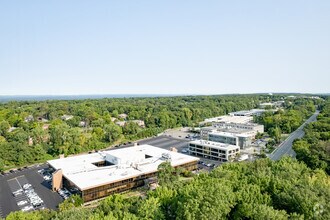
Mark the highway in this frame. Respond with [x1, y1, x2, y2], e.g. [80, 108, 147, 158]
[269, 110, 320, 161]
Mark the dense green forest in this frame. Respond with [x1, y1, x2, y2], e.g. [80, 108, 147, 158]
[293, 97, 330, 174]
[0, 94, 304, 171]
[4, 157, 330, 219]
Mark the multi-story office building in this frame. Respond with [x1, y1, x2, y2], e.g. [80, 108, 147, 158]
[212, 122, 264, 134]
[188, 140, 240, 162]
[199, 110, 265, 149]
[228, 109, 266, 117]
[208, 131, 253, 149]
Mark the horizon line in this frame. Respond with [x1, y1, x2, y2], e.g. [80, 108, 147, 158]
[0, 92, 328, 97]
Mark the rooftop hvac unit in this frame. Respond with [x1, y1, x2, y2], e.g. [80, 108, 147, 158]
[161, 153, 171, 160]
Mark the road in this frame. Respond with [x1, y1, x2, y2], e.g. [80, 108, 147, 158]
[269, 110, 319, 161]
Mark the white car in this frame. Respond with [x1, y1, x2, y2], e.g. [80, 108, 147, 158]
[14, 189, 23, 193]
[22, 206, 34, 212]
[13, 189, 23, 196]
[23, 184, 32, 190]
[37, 169, 44, 174]
[17, 200, 28, 206]
[63, 188, 70, 194]
[44, 175, 51, 181]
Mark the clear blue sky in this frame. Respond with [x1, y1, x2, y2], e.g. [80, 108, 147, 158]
[1, 1, 329, 95]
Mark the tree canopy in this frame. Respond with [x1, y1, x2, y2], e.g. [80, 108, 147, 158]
[293, 97, 330, 174]
[5, 157, 329, 219]
[1, 94, 300, 171]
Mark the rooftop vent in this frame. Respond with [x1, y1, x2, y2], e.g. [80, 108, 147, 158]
[161, 153, 171, 160]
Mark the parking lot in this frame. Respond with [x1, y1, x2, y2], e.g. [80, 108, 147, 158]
[0, 135, 217, 217]
[0, 164, 63, 217]
[8, 175, 46, 212]
[139, 136, 189, 151]
[162, 127, 200, 140]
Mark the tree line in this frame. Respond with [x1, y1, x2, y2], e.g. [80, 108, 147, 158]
[0, 94, 283, 171]
[0, 95, 323, 171]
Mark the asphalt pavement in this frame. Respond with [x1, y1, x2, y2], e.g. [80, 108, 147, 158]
[0, 135, 195, 218]
[269, 111, 319, 161]
[0, 164, 63, 218]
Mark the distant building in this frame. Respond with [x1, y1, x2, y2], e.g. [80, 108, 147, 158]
[200, 127, 216, 140]
[258, 103, 273, 108]
[212, 122, 264, 134]
[79, 121, 86, 127]
[42, 124, 50, 130]
[199, 110, 264, 149]
[8, 127, 18, 132]
[202, 115, 253, 125]
[48, 145, 199, 202]
[259, 101, 284, 109]
[25, 115, 34, 122]
[188, 140, 240, 162]
[228, 109, 266, 117]
[37, 117, 49, 122]
[200, 122, 264, 142]
[61, 115, 74, 121]
[131, 120, 145, 128]
[118, 114, 128, 119]
[28, 136, 33, 146]
[115, 121, 126, 127]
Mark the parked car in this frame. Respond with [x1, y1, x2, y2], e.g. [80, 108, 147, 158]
[23, 183, 32, 190]
[43, 175, 51, 181]
[13, 190, 23, 197]
[22, 206, 34, 212]
[17, 200, 28, 206]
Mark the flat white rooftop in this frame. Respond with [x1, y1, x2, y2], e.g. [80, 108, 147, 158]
[229, 109, 266, 116]
[204, 115, 253, 124]
[189, 140, 240, 151]
[209, 131, 251, 138]
[48, 145, 199, 190]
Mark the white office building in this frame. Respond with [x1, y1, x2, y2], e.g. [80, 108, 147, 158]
[188, 140, 240, 162]
[208, 131, 253, 149]
[48, 145, 199, 202]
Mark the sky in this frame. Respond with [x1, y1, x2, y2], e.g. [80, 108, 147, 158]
[0, 1, 329, 95]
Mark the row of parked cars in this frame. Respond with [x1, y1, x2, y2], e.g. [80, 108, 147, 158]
[58, 188, 71, 199]
[13, 183, 44, 212]
[185, 134, 199, 140]
[23, 183, 44, 209]
[37, 167, 73, 200]
[198, 160, 216, 168]
[38, 168, 53, 181]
